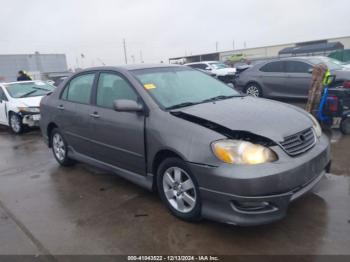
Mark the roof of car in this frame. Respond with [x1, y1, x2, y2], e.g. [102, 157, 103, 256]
[77, 64, 183, 72]
[185, 61, 220, 65]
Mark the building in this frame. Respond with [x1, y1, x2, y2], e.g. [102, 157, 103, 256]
[169, 35, 350, 64]
[0, 52, 69, 82]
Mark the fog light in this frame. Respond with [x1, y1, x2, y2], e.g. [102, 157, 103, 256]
[231, 201, 278, 213]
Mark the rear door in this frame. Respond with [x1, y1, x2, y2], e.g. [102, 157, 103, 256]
[259, 61, 287, 97]
[285, 61, 313, 98]
[56, 72, 96, 157]
[88, 71, 146, 175]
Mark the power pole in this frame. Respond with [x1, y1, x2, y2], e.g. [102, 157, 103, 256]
[140, 50, 143, 63]
[215, 41, 218, 52]
[123, 38, 128, 64]
[232, 40, 235, 50]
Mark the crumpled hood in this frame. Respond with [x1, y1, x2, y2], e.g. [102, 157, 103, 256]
[176, 96, 313, 142]
[13, 96, 43, 107]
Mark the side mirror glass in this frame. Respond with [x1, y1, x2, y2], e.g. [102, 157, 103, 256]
[113, 99, 143, 112]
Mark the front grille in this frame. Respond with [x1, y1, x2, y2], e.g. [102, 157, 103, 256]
[279, 128, 316, 156]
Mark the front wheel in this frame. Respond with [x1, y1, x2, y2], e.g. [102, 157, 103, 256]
[157, 158, 201, 222]
[245, 83, 263, 97]
[340, 117, 350, 135]
[51, 128, 75, 166]
[9, 113, 24, 134]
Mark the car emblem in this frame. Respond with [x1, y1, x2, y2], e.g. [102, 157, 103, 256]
[299, 134, 306, 142]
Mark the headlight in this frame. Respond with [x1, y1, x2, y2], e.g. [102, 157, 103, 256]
[212, 140, 278, 165]
[307, 113, 322, 138]
[18, 107, 40, 113]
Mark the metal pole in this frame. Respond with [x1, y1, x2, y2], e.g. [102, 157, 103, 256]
[216, 42, 218, 52]
[123, 39, 128, 64]
[140, 50, 143, 63]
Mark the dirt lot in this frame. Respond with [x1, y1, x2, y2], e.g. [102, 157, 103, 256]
[0, 107, 349, 257]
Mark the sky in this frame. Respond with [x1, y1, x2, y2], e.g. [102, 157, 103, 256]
[0, 0, 349, 69]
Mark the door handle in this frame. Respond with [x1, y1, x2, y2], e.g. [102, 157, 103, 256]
[57, 105, 64, 110]
[90, 112, 100, 118]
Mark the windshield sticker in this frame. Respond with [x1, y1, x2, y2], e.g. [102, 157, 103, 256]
[144, 83, 156, 90]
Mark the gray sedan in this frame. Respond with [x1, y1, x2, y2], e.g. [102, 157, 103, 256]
[236, 56, 350, 98]
[40, 65, 330, 226]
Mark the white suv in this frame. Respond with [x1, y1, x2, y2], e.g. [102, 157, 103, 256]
[185, 61, 236, 83]
[0, 81, 55, 134]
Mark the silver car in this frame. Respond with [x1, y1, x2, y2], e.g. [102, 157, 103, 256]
[40, 65, 330, 226]
[236, 56, 350, 98]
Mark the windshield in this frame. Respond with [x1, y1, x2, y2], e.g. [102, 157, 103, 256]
[209, 62, 228, 69]
[5, 81, 55, 98]
[308, 57, 344, 70]
[132, 67, 240, 109]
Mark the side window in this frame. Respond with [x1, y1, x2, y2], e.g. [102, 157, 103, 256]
[96, 73, 138, 109]
[0, 87, 7, 101]
[188, 64, 200, 69]
[260, 61, 285, 73]
[285, 61, 312, 73]
[198, 64, 209, 70]
[61, 74, 95, 104]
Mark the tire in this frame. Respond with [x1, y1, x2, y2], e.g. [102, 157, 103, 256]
[340, 117, 350, 135]
[157, 157, 201, 222]
[244, 83, 263, 97]
[9, 112, 24, 134]
[51, 128, 75, 166]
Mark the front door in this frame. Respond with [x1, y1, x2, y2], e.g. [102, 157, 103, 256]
[89, 72, 146, 175]
[285, 61, 313, 98]
[0, 87, 8, 124]
[57, 73, 96, 157]
[259, 61, 288, 97]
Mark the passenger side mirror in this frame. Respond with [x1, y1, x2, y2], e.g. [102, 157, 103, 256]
[308, 68, 313, 74]
[113, 99, 143, 112]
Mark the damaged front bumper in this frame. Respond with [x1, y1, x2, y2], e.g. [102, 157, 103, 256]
[188, 134, 331, 226]
[19, 112, 41, 127]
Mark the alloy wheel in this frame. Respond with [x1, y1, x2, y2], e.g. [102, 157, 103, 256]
[246, 85, 260, 97]
[52, 133, 66, 162]
[162, 167, 197, 213]
[10, 115, 21, 133]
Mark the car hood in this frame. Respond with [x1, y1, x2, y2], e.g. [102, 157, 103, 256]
[175, 97, 312, 142]
[12, 96, 43, 107]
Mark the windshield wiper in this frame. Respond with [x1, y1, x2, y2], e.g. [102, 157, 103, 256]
[19, 90, 38, 98]
[199, 95, 240, 103]
[166, 102, 200, 110]
[33, 87, 51, 91]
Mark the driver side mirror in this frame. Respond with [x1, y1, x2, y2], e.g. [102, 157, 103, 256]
[113, 99, 143, 112]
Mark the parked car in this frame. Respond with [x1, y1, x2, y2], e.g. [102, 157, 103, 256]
[40, 65, 330, 226]
[185, 61, 236, 84]
[0, 81, 55, 134]
[236, 56, 350, 98]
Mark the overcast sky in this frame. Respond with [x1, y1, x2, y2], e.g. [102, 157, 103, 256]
[0, 0, 349, 68]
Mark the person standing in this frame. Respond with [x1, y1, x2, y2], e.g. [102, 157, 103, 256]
[17, 70, 32, 81]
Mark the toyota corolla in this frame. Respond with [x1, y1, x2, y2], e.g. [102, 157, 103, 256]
[40, 65, 331, 226]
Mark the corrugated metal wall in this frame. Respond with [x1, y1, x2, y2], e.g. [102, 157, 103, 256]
[0, 53, 68, 82]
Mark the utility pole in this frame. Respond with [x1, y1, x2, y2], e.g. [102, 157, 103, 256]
[140, 50, 143, 63]
[232, 40, 235, 50]
[244, 41, 247, 49]
[215, 41, 218, 52]
[123, 38, 128, 64]
[131, 55, 135, 64]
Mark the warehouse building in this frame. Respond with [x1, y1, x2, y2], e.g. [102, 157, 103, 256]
[169, 35, 350, 64]
[0, 52, 69, 82]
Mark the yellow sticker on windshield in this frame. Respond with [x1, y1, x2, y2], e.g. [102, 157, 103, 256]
[144, 83, 156, 90]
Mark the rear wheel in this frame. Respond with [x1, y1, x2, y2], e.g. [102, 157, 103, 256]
[245, 83, 262, 97]
[9, 113, 24, 134]
[51, 128, 75, 166]
[157, 158, 201, 222]
[340, 117, 350, 135]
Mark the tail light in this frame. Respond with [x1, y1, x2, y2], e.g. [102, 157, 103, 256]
[326, 95, 339, 112]
[343, 81, 350, 88]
